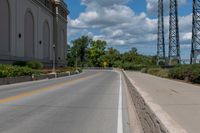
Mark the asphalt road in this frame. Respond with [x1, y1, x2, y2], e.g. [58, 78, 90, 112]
[0, 70, 131, 133]
[126, 71, 200, 133]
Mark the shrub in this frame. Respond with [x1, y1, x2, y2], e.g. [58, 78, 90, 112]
[77, 68, 83, 72]
[121, 62, 147, 71]
[56, 67, 77, 73]
[188, 69, 200, 83]
[141, 68, 148, 73]
[142, 64, 200, 84]
[168, 66, 186, 80]
[168, 64, 200, 83]
[131, 64, 147, 71]
[158, 61, 166, 66]
[168, 65, 194, 80]
[26, 60, 43, 69]
[0, 64, 37, 78]
[147, 68, 169, 78]
[113, 61, 123, 69]
[38, 67, 81, 74]
[121, 62, 132, 70]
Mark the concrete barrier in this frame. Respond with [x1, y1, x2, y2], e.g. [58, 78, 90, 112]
[123, 71, 187, 133]
[0, 76, 32, 85]
[0, 71, 81, 86]
[33, 74, 56, 80]
[57, 72, 70, 78]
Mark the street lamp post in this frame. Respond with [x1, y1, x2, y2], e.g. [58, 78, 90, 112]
[53, 44, 56, 74]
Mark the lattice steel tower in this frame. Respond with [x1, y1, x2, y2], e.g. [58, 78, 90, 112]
[157, 0, 165, 65]
[191, 0, 200, 64]
[168, 0, 180, 65]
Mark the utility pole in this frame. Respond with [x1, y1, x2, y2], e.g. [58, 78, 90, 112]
[52, 44, 56, 73]
[169, 0, 181, 65]
[52, 4, 59, 75]
[191, 0, 200, 64]
[157, 0, 166, 65]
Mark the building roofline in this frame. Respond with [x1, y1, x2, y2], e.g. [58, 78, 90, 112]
[55, 0, 69, 15]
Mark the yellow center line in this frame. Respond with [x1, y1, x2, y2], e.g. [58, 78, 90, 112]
[0, 73, 100, 104]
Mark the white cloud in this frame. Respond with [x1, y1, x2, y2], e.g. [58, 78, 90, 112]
[68, 0, 192, 56]
[81, 0, 130, 7]
[146, 0, 187, 15]
[69, 4, 134, 29]
[182, 32, 192, 40]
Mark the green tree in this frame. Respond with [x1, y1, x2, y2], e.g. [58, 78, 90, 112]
[71, 36, 92, 67]
[100, 47, 120, 67]
[122, 47, 138, 63]
[67, 37, 156, 69]
[88, 40, 107, 67]
[66, 45, 75, 67]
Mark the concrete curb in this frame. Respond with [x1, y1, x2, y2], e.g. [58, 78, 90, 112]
[0, 71, 80, 86]
[121, 71, 144, 133]
[122, 70, 187, 133]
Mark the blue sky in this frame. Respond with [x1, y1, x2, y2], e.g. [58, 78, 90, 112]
[65, 0, 193, 59]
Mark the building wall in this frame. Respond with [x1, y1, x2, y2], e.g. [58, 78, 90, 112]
[15, 0, 54, 60]
[0, 0, 68, 66]
[0, 0, 10, 55]
[56, 16, 67, 65]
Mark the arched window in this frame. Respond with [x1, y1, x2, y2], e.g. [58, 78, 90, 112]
[43, 21, 50, 60]
[24, 10, 34, 58]
[0, 0, 10, 55]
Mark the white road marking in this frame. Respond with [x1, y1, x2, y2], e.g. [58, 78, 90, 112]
[117, 72, 123, 133]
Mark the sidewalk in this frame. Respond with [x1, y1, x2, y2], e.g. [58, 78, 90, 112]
[125, 71, 200, 133]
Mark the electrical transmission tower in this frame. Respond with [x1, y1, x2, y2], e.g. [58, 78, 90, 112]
[191, 0, 200, 64]
[157, 0, 165, 65]
[168, 0, 181, 65]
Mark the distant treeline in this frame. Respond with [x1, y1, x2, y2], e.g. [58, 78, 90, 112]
[67, 36, 157, 69]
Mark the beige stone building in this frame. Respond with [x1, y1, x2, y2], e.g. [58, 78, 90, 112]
[0, 0, 69, 66]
